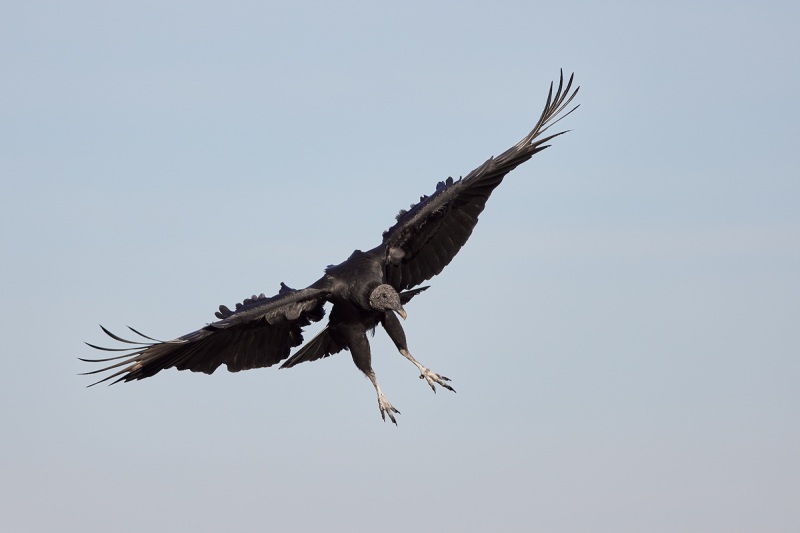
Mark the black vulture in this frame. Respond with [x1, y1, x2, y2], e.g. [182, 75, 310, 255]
[82, 72, 579, 424]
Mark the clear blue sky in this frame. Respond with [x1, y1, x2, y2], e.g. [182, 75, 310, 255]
[1, 1, 798, 532]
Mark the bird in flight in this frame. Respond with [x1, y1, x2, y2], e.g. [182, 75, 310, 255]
[82, 71, 579, 424]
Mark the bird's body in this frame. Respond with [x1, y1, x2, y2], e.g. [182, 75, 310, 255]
[324, 249, 386, 309]
[83, 72, 579, 423]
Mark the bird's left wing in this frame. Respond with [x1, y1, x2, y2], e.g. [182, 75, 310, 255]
[382, 71, 579, 290]
[81, 284, 329, 385]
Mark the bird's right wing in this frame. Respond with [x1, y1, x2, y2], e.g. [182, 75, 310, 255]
[81, 283, 330, 385]
[381, 71, 579, 291]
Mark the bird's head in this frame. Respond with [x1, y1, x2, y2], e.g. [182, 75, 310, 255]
[369, 284, 407, 319]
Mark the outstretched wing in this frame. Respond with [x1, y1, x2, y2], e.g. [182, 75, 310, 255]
[382, 71, 579, 290]
[81, 283, 330, 385]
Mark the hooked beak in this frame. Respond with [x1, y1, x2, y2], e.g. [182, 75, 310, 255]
[396, 307, 407, 320]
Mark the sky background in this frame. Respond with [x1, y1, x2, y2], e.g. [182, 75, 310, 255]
[1, 1, 798, 531]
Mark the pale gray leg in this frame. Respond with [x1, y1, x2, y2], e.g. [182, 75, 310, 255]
[367, 370, 400, 425]
[399, 348, 456, 393]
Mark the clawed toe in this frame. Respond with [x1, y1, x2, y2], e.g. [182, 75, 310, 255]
[377, 393, 400, 425]
[419, 368, 456, 393]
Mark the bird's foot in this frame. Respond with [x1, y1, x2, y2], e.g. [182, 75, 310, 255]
[418, 366, 456, 394]
[377, 391, 400, 425]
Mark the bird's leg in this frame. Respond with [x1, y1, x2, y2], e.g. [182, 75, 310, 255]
[382, 309, 455, 393]
[347, 329, 400, 424]
[367, 370, 400, 425]
[399, 348, 456, 394]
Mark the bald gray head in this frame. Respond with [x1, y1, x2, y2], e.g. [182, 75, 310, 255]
[369, 284, 407, 319]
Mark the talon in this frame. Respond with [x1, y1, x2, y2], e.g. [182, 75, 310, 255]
[384, 407, 399, 425]
[377, 392, 400, 425]
[417, 367, 456, 394]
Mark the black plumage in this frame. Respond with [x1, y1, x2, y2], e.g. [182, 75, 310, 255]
[82, 72, 579, 423]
